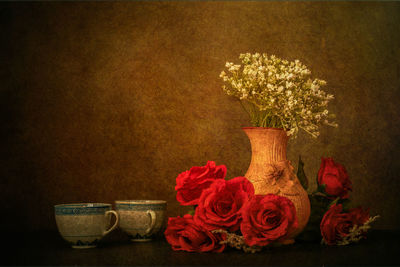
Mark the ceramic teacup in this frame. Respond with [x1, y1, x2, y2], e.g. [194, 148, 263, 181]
[54, 203, 119, 248]
[115, 200, 167, 242]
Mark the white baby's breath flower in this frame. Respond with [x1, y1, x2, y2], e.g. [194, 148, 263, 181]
[220, 53, 337, 138]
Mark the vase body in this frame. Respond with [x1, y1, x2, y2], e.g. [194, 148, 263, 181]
[243, 127, 310, 238]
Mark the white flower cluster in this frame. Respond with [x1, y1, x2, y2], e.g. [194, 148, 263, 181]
[220, 53, 338, 138]
[212, 229, 262, 253]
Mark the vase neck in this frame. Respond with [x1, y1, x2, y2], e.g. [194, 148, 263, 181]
[243, 128, 288, 164]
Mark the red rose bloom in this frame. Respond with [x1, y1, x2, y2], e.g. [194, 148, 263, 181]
[318, 157, 352, 199]
[350, 206, 370, 225]
[320, 203, 370, 245]
[175, 161, 227, 206]
[241, 194, 298, 247]
[194, 177, 254, 232]
[164, 214, 226, 252]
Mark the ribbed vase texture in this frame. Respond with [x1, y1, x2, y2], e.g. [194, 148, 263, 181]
[243, 127, 311, 239]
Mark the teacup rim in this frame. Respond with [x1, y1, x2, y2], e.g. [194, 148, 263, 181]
[54, 203, 112, 208]
[115, 200, 167, 205]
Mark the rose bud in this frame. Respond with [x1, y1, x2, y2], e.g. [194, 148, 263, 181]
[318, 157, 352, 199]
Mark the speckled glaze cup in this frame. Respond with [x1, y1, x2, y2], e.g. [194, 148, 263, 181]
[115, 200, 167, 242]
[54, 203, 119, 248]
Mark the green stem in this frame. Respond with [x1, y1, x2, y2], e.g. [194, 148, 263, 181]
[261, 111, 271, 128]
[279, 116, 285, 129]
[251, 102, 258, 126]
[299, 126, 318, 138]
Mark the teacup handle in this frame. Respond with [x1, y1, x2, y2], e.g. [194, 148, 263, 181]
[145, 210, 156, 235]
[103, 210, 119, 236]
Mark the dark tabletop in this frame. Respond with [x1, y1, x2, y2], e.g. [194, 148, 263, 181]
[2, 229, 400, 266]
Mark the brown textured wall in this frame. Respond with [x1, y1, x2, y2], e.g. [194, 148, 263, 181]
[1, 1, 400, 232]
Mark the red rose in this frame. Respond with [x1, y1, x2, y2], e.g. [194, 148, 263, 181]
[240, 194, 298, 246]
[320, 203, 370, 245]
[164, 214, 226, 252]
[318, 157, 352, 199]
[194, 177, 254, 232]
[175, 161, 227, 206]
[349, 206, 370, 225]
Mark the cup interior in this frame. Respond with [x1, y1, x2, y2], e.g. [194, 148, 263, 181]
[115, 200, 166, 205]
[54, 203, 112, 216]
[55, 203, 112, 208]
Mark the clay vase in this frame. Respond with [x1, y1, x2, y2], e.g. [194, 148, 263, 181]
[243, 127, 311, 241]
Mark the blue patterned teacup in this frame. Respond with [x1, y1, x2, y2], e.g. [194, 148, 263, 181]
[115, 200, 167, 242]
[55, 203, 119, 248]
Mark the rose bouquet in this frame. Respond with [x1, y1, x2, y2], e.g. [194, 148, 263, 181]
[165, 161, 298, 253]
[220, 53, 337, 138]
[165, 159, 379, 252]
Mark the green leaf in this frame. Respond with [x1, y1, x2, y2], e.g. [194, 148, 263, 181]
[328, 197, 341, 208]
[296, 194, 332, 242]
[297, 155, 308, 190]
[341, 199, 351, 211]
[187, 206, 196, 216]
[317, 183, 326, 194]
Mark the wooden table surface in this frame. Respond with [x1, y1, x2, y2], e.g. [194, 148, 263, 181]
[3, 229, 399, 266]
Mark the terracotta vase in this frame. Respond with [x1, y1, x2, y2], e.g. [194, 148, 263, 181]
[243, 127, 311, 240]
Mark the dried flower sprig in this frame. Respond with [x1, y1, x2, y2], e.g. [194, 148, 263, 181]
[321, 215, 380, 246]
[212, 229, 262, 253]
[220, 53, 338, 138]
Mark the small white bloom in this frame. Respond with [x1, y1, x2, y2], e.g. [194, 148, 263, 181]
[286, 81, 293, 88]
[225, 62, 233, 68]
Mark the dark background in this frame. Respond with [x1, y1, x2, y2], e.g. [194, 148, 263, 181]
[1, 1, 399, 233]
